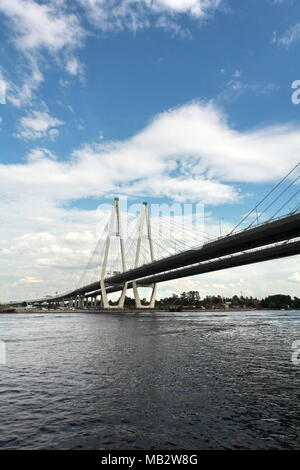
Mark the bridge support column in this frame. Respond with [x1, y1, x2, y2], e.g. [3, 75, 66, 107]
[133, 202, 157, 309]
[99, 198, 128, 309]
[79, 295, 84, 308]
[133, 282, 157, 309]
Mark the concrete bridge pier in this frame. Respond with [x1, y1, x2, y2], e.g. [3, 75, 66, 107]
[132, 202, 157, 309]
[133, 282, 157, 309]
[99, 197, 128, 309]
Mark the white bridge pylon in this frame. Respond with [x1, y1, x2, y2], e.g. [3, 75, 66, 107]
[100, 197, 128, 309]
[100, 198, 157, 309]
[132, 201, 157, 309]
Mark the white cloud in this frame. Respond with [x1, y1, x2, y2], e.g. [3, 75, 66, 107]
[19, 276, 44, 284]
[273, 22, 300, 47]
[288, 272, 300, 283]
[0, 0, 222, 107]
[0, 0, 224, 109]
[17, 232, 56, 243]
[78, 0, 222, 32]
[0, 0, 83, 52]
[65, 55, 85, 83]
[26, 148, 56, 162]
[7, 59, 44, 107]
[217, 77, 280, 103]
[66, 56, 80, 75]
[16, 110, 64, 140]
[0, 0, 85, 106]
[232, 69, 241, 78]
[1, 100, 300, 203]
[0, 205, 102, 300]
[0, 78, 6, 104]
[64, 231, 95, 243]
[211, 283, 226, 289]
[153, 0, 221, 15]
[155, 15, 192, 38]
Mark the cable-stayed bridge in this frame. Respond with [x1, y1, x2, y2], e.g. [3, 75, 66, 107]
[11, 163, 300, 309]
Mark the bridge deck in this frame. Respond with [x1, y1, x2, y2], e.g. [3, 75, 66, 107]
[62, 212, 300, 300]
[19, 212, 299, 304]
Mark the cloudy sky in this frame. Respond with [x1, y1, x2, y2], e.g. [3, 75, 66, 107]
[0, 0, 299, 302]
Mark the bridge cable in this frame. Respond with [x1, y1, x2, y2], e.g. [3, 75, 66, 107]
[265, 188, 300, 223]
[228, 161, 300, 235]
[243, 173, 300, 231]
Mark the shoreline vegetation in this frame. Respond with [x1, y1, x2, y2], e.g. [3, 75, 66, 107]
[1, 307, 300, 315]
[1, 292, 300, 314]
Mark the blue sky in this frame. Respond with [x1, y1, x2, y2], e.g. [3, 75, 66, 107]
[0, 0, 300, 300]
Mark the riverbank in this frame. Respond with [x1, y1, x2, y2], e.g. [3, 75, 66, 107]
[4, 307, 298, 315]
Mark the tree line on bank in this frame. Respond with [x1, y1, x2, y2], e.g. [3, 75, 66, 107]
[4, 292, 299, 310]
[125, 291, 300, 310]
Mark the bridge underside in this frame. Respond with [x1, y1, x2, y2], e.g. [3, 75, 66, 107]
[84, 238, 300, 299]
[57, 212, 300, 301]
[16, 237, 300, 309]
[12, 209, 300, 309]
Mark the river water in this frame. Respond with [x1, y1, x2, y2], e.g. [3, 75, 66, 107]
[0, 310, 299, 450]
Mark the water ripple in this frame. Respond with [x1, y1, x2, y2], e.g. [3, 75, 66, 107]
[0, 310, 299, 449]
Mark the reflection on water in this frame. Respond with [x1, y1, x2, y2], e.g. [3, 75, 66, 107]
[0, 310, 299, 449]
